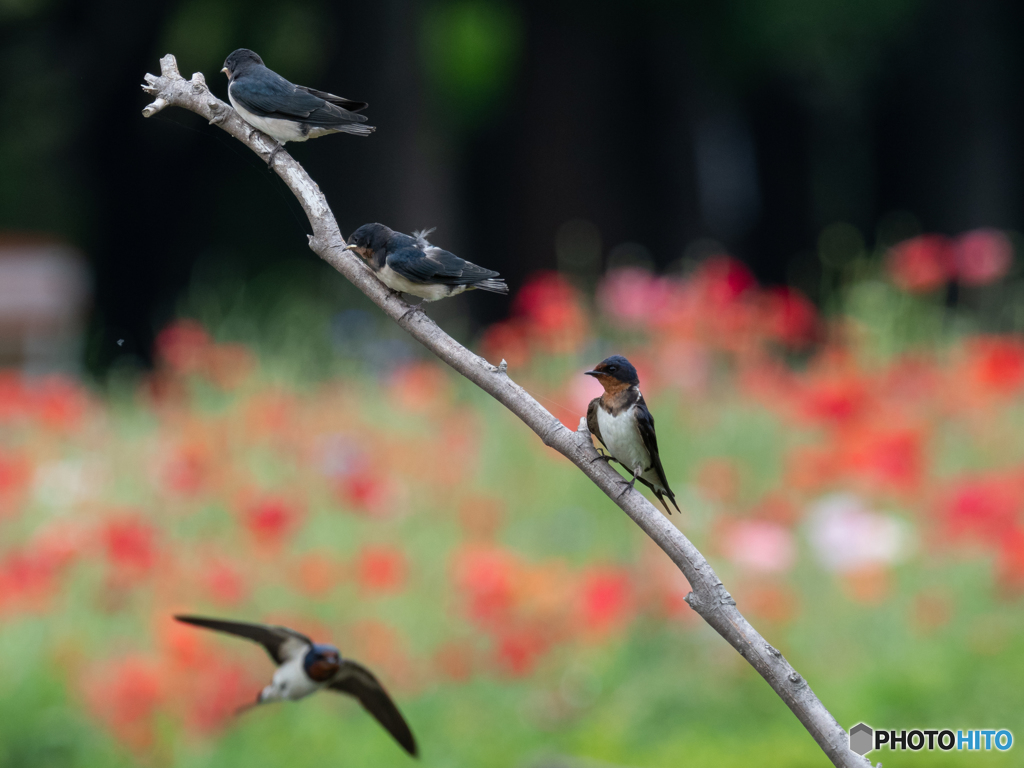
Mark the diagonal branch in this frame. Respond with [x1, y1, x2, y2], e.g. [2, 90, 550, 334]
[142, 54, 873, 767]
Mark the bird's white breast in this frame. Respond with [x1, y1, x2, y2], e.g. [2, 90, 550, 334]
[377, 264, 468, 301]
[261, 655, 322, 702]
[596, 404, 650, 474]
[229, 92, 311, 144]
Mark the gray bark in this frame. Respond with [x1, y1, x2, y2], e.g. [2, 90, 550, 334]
[142, 55, 875, 767]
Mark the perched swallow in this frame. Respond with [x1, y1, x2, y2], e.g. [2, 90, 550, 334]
[345, 223, 508, 302]
[221, 48, 374, 164]
[585, 355, 680, 515]
[174, 615, 417, 757]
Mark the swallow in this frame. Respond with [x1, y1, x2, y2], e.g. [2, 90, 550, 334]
[585, 355, 680, 515]
[345, 223, 508, 303]
[174, 615, 417, 757]
[221, 48, 374, 165]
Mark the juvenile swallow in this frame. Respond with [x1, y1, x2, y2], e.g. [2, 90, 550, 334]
[585, 355, 680, 515]
[174, 615, 417, 757]
[221, 48, 374, 164]
[345, 223, 508, 302]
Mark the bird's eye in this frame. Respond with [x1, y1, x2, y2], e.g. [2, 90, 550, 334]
[607, 365, 618, 372]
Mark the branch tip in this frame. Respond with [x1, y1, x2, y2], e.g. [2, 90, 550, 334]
[497, 359, 508, 374]
[159, 54, 180, 79]
[141, 98, 167, 118]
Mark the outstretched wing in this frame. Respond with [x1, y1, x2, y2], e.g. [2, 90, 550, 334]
[386, 246, 500, 287]
[586, 398, 605, 449]
[329, 660, 418, 757]
[634, 395, 680, 513]
[174, 615, 312, 665]
[231, 73, 368, 126]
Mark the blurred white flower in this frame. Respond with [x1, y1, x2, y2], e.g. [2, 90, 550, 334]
[805, 492, 912, 572]
[33, 459, 100, 511]
[723, 520, 796, 573]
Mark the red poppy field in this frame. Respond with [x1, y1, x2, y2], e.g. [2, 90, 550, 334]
[1, 234, 1023, 767]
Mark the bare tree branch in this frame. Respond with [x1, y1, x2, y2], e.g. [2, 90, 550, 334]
[142, 54, 874, 767]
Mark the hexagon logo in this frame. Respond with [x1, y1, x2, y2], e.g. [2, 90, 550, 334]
[849, 723, 874, 755]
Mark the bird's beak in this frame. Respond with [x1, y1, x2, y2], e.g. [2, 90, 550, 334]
[343, 244, 357, 251]
[584, 370, 601, 377]
[221, 67, 230, 78]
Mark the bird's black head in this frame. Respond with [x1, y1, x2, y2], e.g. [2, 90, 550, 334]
[584, 355, 639, 391]
[345, 223, 393, 263]
[303, 643, 342, 682]
[222, 48, 264, 80]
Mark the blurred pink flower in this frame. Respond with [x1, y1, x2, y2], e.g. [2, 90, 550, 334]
[887, 234, 953, 292]
[722, 520, 796, 574]
[805, 493, 911, 573]
[953, 229, 1012, 286]
[596, 268, 673, 324]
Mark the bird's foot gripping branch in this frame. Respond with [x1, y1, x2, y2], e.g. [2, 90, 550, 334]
[143, 53, 875, 768]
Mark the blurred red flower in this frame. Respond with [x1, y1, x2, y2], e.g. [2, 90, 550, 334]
[204, 342, 255, 390]
[887, 234, 953, 292]
[953, 229, 1013, 286]
[202, 558, 249, 605]
[579, 567, 633, 635]
[512, 272, 587, 353]
[963, 336, 1024, 397]
[155, 319, 211, 374]
[355, 545, 407, 594]
[293, 551, 342, 597]
[0, 450, 30, 517]
[843, 425, 925, 495]
[997, 527, 1024, 593]
[760, 287, 819, 349]
[103, 517, 157, 576]
[186, 661, 255, 732]
[0, 549, 58, 614]
[479, 319, 530, 368]
[433, 640, 476, 682]
[943, 475, 1020, 544]
[243, 497, 302, 547]
[452, 545, 517, 627]
[697, 255, 757, 305]
[389, 362, 450, 412]
[81, 655, 163, 751]
[493, 625, 548, 677]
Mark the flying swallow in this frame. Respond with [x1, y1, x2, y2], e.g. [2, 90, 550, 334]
[221, 48, 374, 164]
[585, 355, 680, 515]
[345, 223, 508, 302]
[174, 615, 417, 757]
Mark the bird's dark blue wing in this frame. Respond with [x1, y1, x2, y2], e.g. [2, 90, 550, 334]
[329, 661, 418, 756]
[296, 85, 367, 112]
[231, 72, 367, 126]
[386, 246, 500, 286]
[174, 615, 312, 665]
[634, 395, 680, 513]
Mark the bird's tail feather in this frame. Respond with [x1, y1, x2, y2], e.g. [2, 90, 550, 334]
[335, 123, 376, 137]
[474, 279, 509, 295]
[654, 489, 680, 515]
